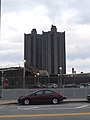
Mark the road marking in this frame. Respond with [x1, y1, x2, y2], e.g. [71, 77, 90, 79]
[0, 112, 90, 118]
[76, 105, 88, 109]
[17, 105, 76, 110]
[17, 104, 89, 111]
[17, 106, 40, 110]
[17, 106, 74, 110]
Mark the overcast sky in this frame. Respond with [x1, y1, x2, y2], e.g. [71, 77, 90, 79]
[1, 0, 90, 73]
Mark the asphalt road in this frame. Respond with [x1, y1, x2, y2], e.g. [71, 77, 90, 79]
[0, 101, 90, 120]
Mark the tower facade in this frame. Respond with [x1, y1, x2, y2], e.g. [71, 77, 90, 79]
[24, 25, 66, 75]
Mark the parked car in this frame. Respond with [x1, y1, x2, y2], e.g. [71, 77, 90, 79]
[18, 89, 67, 105]
[87, 94, 90, 102]
[79, 85, 85, 88]
[30, 84, 47, 88]
[30, 84, 43, 88]
[47, 83, 58, 88]
[63, 84, 79, 88]
[80, 83, 90, 88]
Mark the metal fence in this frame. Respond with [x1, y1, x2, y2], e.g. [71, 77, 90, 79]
[0, 76, 59, 89]
[0, 75, 90, 89]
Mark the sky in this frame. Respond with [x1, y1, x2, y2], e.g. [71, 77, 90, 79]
[1, 0, 90, 74]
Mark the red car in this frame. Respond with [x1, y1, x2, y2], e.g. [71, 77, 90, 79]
[18, 89, 66, 105]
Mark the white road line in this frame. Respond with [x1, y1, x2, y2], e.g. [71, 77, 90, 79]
[33, 107, 75, 110]
[76, 105, 88, 109]
[17, 106, 76, 111]
[17, 106, 40, 110]
[17, 104, 89, 111]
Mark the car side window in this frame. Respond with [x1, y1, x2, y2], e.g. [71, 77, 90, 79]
[35, 91, 43, 95]
[45, 90, 53, 94]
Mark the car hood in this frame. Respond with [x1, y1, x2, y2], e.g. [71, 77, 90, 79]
[18, 96, 25, 99]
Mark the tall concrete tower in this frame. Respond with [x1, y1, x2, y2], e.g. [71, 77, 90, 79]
[24, 25, 66, 75]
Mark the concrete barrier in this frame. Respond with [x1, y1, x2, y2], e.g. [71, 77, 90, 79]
[0, 88, 90, 100]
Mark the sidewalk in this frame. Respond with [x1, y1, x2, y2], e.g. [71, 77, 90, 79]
[0, 98, 87, 105]
[0, 100, 17, 105]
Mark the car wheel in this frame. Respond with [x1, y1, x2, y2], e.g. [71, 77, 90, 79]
[24, 99, 30, 105]
[52, 98, 59, 104]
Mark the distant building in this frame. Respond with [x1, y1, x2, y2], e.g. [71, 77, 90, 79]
[24, 25, 66, 75]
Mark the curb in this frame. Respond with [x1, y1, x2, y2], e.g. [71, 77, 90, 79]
[0, 100, 17, 105]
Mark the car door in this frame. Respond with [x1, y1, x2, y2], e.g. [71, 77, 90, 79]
[33, 90, 54, 103]
[44, 90, 55, 102]
[30, 90, 46, 103]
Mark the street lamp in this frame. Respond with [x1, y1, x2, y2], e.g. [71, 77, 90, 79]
[23, 60, 26, 88]
[34, 75, 36, 84]
[48, 75, 50, 83]
[58, 74, 60, 88]
[59, 67, 62, 88]
[37, 73, 40, 85]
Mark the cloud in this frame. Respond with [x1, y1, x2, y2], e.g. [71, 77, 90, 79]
[66, 24, 90, 60]
[1, 0, 38, 13]
[2, 0, 90, 25]
[67, 0, 90, 24]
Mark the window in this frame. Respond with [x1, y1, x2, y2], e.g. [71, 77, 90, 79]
[35, 90, 43, 95]
[45, 90, 53, 94]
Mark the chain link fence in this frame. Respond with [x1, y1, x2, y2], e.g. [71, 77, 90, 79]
[0, 75, 90, 89]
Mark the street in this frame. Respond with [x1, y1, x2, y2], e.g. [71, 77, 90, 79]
[0, 101, 90, 120]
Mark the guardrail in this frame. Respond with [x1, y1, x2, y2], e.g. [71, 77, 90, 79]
[0, 88, 90, 100]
